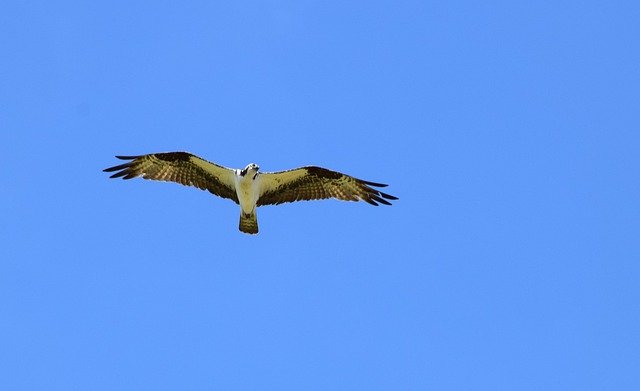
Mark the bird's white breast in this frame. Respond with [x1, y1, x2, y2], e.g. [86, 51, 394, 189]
[235, 172, 260, 213]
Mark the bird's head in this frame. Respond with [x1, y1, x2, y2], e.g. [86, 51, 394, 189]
[240, 163, 260, 177]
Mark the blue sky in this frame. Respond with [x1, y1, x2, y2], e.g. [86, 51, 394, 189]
[2, 1, 639, 389]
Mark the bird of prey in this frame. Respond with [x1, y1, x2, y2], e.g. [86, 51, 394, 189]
[103, 152, 397, 234]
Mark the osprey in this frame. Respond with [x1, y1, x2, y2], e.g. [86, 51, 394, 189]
[103, 152, 398, 234]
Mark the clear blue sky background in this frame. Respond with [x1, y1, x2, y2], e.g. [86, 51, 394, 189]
[1, 1, 639, 389]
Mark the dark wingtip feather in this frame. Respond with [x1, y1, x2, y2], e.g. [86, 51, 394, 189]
[104, 156, 137, 178]
[370, 194, 392, 205]
[363, 198, 380, 206]
[108, 170, 129, 179]
[361, 179, 388, 188]
[380, 192, 398, 201]
[103, 162, 132, 172]
[122, 172, 138, 180]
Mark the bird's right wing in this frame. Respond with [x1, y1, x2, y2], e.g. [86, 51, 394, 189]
[103, 152, 239, 204]
[257, 166, 397, 206]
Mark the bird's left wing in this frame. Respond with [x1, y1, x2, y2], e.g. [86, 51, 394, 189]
[103, 152, 239, 204]
[257, 166, 397, 206]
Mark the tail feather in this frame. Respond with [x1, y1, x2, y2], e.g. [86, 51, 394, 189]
[239, 211, 258, 234]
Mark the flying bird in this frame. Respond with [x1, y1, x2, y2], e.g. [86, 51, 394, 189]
[103, 152, 398, 234]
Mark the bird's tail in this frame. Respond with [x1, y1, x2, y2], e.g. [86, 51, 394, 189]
[239, 211, 258, 234]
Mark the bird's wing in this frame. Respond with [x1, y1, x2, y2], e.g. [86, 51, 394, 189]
[257, 166, 398, 206]
[103, 152, 239, 204]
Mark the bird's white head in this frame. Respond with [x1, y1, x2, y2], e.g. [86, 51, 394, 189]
[240, 163, 260, 177]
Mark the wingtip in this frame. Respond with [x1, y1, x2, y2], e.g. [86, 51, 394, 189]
[361, 180, 388, 188]
[107, 170, 130, 179]
[381, 192, 398, 201]
[363, 197, 380, 206]
[103, 162, 132, 173]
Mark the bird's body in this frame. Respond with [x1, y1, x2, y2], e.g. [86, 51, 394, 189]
[104, 152, 397, 234]
[234, 164, 261, 233]
[235, 164, 260, 214]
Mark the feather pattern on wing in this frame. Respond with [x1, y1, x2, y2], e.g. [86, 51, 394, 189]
[103, 152, 239, 204]
[257, 166, 398, 206]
